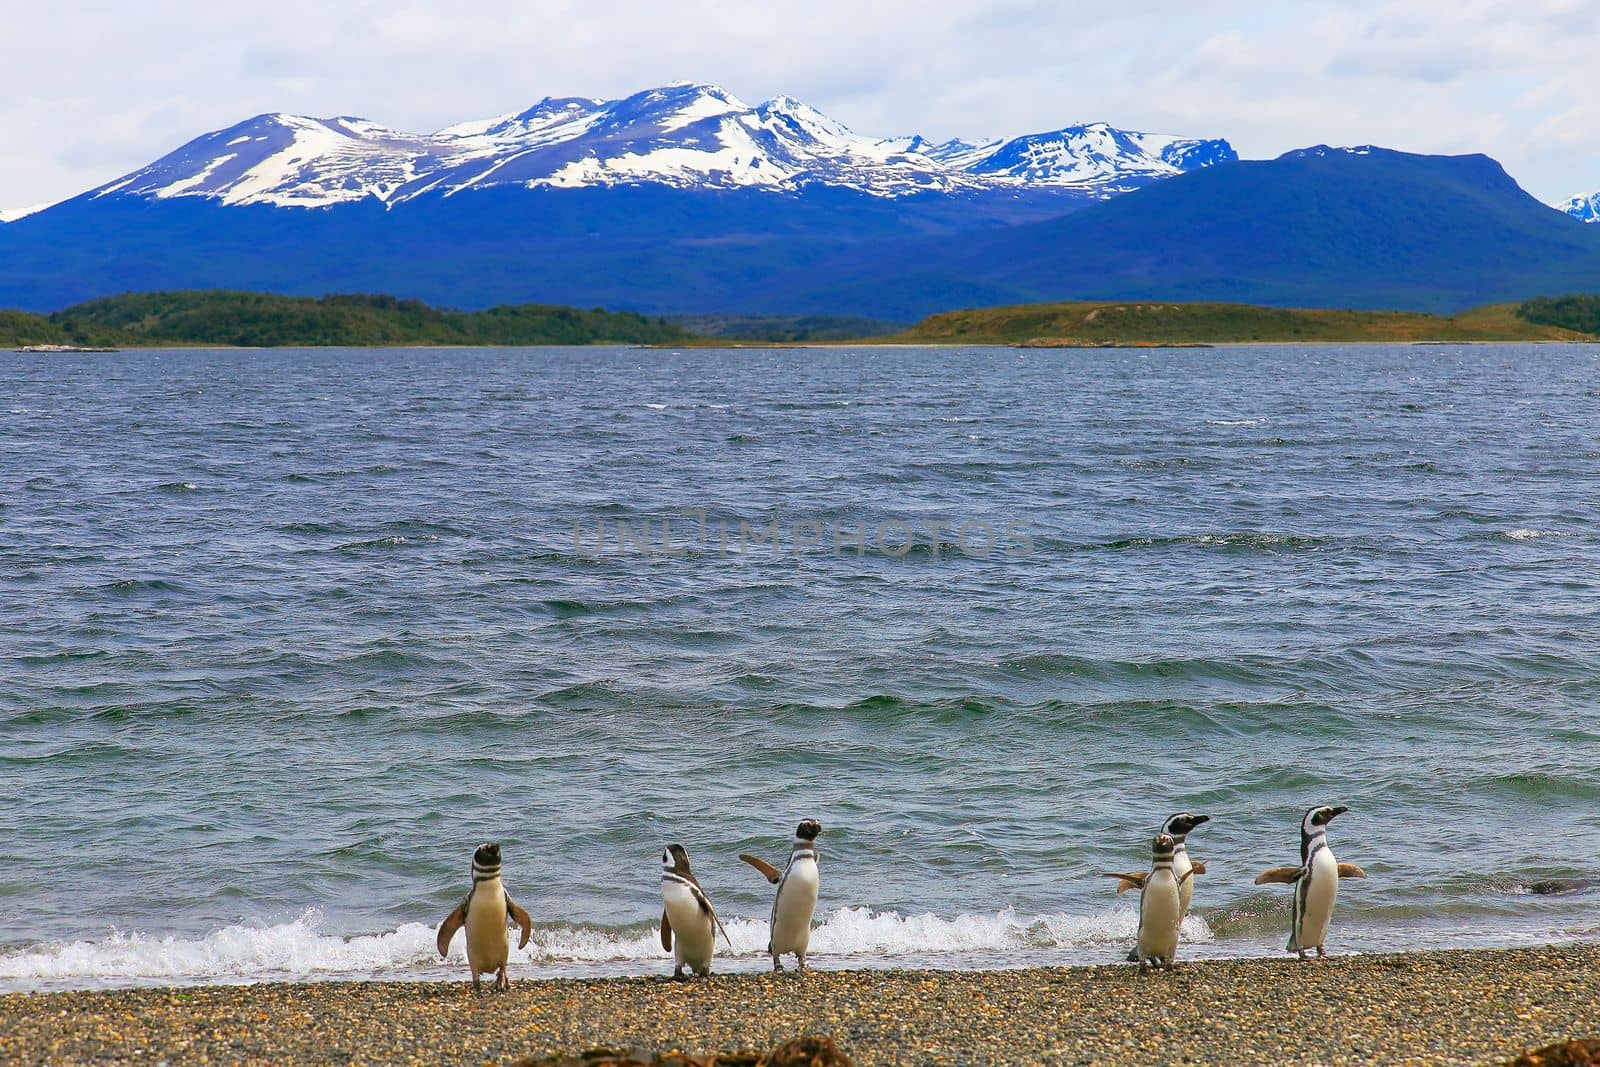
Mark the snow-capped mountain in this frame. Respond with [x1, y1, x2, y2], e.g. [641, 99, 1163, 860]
[961, 124, 1233, 186]
[86, 83, 1234, 208]
[1561, 191, 1599, 223]
[92, 114, 443, 208]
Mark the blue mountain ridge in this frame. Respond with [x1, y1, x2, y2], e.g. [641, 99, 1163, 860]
[2, 145, 1597, 317]
[0, 184, 1088, 312]
[766, 147, 1600, 318]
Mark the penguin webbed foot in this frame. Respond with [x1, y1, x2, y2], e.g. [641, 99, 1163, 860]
[672, 965, 687, 981]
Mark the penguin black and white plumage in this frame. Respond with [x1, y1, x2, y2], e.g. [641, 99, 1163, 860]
[1135, 833, 1186, 973]
[1101, 811, 1210, 963]
[659, 843, 732, 980]
[738, 818, 822, 973]
[1163, 812, 1210, 919]
[1256, 805, 1368, 960]
[435, 842, 534, 992]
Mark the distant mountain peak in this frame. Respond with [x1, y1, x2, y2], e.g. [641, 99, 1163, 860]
[964, 124, 1236, 191]
[77, 84, 1235, 209]
[661, 79, 736, 94]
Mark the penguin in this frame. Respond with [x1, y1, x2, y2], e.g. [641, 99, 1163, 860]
[1134, 832, 1186, 973]
[1164, 812, 1210, 919]
[1100, 811, 1210, 962]
[1255, 804, 1368, 960]
[659, 843, 732, 979]
[738, 818, 822, 973]
[435, 842, 533, 992]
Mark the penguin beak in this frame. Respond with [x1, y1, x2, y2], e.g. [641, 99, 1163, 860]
[1328, 806, 1349, 820]
[1191, 814, 1211, 826]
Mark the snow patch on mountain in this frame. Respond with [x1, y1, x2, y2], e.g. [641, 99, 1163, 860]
[964, 123, 1234, 191]
[83, 83, 1236, 208]
[1560, 191, 1599, 223]
[1281, 145, 1379, 160]
[0, 201, 53, 223]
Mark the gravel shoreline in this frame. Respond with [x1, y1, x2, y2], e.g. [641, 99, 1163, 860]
[4, 942, 1597, 1065]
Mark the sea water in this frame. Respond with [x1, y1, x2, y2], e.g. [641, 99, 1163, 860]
[1, 343, 1597, 990]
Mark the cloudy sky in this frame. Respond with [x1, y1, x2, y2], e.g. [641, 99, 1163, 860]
[3, 0, 1596, 211]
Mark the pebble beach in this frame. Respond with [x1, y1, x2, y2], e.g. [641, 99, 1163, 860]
[4, 942, 1597, 1066]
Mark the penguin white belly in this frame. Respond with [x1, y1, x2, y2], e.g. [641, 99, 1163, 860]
[1138, 870, 1182, 963]
[1173, 850, 1194, 920]
[1292, 849, 1340, 951]
[769, 859, 819, 955]
[464, 881, 510, 974]
[662, 879, 715, 973]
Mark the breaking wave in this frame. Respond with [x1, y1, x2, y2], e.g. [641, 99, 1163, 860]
[0, 906, 1212, 990]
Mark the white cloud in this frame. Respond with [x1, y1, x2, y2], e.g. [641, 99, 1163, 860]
[0, 0, 1596, 210]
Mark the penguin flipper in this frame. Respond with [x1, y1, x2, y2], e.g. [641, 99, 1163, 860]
[1337, 863, 1368, 879]
[1099, 871, 1146, 893]
[1255, 866, 1303, 885]
[436, 898, 467, 958]
[506, 894, 533, 949]
[705, 900, 735, 951]
[1189, 861, 1207, 876]
[660, 909, 673, 951]
[738, 853, 783, 885]
[691, 886, 735, 950]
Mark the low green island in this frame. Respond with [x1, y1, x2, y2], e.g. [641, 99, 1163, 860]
[3, 290, 1599, 349]
[888, 296, 1600, 346]
[0, 291, 692, 349]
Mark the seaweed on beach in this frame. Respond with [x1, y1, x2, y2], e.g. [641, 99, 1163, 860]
[510, 1035, 852, 1066]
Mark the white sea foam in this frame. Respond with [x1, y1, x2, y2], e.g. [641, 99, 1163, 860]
[0, 906, 1212, 989]
[0, 910, 437, 985]
[1502, 528, 1565, 540]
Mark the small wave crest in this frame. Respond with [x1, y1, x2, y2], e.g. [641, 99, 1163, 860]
[333, 535, 437, 551]
[1089, 532, 1329, 553]
[1484, 876, 1599, 897]
[1500, 529, 1568, 541]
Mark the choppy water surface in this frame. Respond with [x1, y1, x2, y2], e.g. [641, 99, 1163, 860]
[1, 343, 1598, 990]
